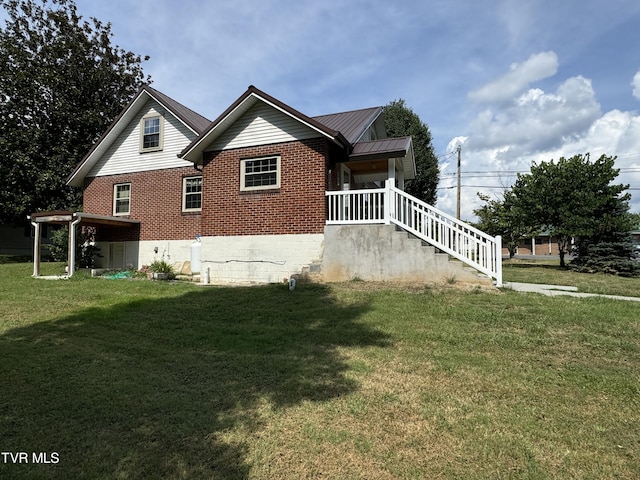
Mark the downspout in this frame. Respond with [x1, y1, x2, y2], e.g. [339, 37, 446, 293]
[68, 213, 83, 277]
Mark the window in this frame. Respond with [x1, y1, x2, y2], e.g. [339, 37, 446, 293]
[140, 115, 163, 152]
[113, 183, 131, 215]
[183, 176, 202, 212]
[240, 156, 280, 191]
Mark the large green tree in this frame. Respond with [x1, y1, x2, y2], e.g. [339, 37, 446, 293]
[473, 190, 535, 258]
[0, 0, 149, 226]
[383, 99, 439, 205]
[511, 153, 631, 268]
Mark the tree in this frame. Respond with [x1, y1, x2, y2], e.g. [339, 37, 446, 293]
[473, 190, 535, 258]
[383, 99, 439, 205]
[511, 153, 631, 268]
[0, 0, 150, 226]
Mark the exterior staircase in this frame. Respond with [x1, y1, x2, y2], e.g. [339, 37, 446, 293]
[324, 180, 502, 286]
[303, 224, 493, 286]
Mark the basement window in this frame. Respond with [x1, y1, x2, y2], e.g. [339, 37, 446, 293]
[240, 156, 280, 191]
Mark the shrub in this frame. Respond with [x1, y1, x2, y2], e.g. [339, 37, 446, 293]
[570, 240, 640, 277]
[148, 260, 175, 279]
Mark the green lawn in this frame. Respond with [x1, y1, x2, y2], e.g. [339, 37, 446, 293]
[1, 262, 639, 479]
[503, 258, 640, 297]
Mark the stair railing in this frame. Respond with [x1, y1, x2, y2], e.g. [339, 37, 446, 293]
[325, 181, 503, 285]
[387, 181, 502, 286]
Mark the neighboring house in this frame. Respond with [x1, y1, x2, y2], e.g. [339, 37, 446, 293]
[509, 233, 565, 256]
[30, 85, 503, 285]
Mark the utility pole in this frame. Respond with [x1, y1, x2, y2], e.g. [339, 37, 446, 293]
[456, 144, 461, 220]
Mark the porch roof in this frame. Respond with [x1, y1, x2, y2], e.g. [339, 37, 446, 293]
[29, 211, 140, 228]
[347, 137, 416, 180]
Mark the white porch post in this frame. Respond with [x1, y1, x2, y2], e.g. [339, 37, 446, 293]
[495, 235, 503, 287]
[68, 215, 82, 277]
[532, 236, 536, 255]
[31, 220, 41, 277]
[387, 157, 396, 185]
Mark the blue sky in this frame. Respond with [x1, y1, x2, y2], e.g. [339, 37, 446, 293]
[15, 0, 640, 217]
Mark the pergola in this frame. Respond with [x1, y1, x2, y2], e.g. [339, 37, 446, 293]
[28, 211, 140, 278]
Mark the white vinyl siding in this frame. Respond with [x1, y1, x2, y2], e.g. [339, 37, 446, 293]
[140, 115, 163, 152]
[209, 103, 319, 151]
[88, 99, 196, 177]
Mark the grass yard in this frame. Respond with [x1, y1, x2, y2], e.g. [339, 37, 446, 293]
[1, 262, 639, 479]
[503, 257, 640, 297]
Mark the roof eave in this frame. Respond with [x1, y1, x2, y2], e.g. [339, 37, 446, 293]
[67, 85, 208, 188]
[180, 86, 352, 164]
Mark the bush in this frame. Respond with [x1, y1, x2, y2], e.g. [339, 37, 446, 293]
[47, 226, 102, 268]
[570, 240, 640, 277]
[148, 259, 175, 280]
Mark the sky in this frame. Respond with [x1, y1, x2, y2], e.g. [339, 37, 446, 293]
[9, 0, 640, 218]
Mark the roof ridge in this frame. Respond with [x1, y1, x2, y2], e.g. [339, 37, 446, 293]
[312, 105, 382, 118]
[142, 84, 211, 133]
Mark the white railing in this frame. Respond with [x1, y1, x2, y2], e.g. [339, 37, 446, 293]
[326, 180, 502, 285]
[326, 188, 386, 224]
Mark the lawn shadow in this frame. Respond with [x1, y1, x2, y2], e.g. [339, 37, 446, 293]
[505, 262, 565, 270]
[0, 283, 388, 479]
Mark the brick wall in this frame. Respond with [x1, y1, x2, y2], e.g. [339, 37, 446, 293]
[82, 137, 332, 241]
[82, 166, 201, 241]
[201, 138, 330, 236]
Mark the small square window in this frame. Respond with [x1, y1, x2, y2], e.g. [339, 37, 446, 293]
[183, 176, 202, 212]
[240, 156, 280, 191]
[140, 115, 163, 152]
[114, 183, 131, 215]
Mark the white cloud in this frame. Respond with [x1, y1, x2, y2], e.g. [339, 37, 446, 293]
[633, 70, 640, 100]
[466, 76, 601, 156]
[442, 64, 640, 219]
[468, 51, 559, 104]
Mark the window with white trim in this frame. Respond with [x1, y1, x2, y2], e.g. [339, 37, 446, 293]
[140, 115, 163, 152]
[240, 155, 281, 191]
[113, 183, 131, 215]
[182, 176, 202, 212]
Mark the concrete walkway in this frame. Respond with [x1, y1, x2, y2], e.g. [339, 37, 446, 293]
[503, 282, 640, 302]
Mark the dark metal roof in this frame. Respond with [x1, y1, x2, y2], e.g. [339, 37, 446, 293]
[350, 136, 412, 160]
[144, 85, 211, 134]
[313, 106, 382, 144]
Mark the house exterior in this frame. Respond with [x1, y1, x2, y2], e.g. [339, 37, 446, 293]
[30, 85, 503, 285]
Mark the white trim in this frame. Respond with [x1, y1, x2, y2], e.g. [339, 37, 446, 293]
[139, 114, 164, 153]
[68, 89, 202, 188]
[240, 155, 281, 192]
[113, 183, 131, 216]
[182, 175, 203, 212]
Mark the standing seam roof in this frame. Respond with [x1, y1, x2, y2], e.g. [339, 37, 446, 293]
[312, 106, 382, 144]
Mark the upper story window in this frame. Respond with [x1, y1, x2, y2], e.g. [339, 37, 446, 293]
[140, 115, 163, 152]
[183, 176, 202, 212]
[113, 183, 131, 216]
[240, 155, 281, 192]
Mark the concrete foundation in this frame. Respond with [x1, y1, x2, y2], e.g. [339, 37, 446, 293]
[320, 224, 488, 284]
